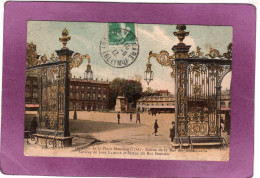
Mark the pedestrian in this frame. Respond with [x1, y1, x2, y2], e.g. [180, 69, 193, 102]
[169, 121, 175, 142]
[153, 119, 159, 136]
[136, 112, 141, 124]
[220, 117, 225, 132]
[30, 117, 38, 135]
[117, 112, 120, 124]
[130, 113, 132, 122]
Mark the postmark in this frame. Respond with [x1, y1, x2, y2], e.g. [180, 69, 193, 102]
[99, 28, 139, 68]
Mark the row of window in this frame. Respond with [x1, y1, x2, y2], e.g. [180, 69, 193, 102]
[69, 102, 107, 110]
[70, 92, 107, 101]
[70, 85, 107, 93]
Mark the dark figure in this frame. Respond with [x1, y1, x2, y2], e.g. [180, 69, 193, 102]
[225, 112, 231, 135]
[30, 117, 38, 134]
[220, 117, 225, 132]
[153, 119, 159, 136]
[117, 112, 120, 124]
[169, 121, 175, 142]
[136, 112, 141, 124]
[130, 113, 132, 122]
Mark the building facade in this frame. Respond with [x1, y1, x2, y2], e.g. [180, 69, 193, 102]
[69, 78, 110, 111]
[136, 90, 175, 113]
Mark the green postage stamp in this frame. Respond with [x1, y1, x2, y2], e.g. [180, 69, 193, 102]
[108, 23, 137, 46]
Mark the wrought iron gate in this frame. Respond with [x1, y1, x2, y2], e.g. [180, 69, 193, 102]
[26, 61, 67, 135]
[175, 60, 231, 139]
[144, 25, 232, 144]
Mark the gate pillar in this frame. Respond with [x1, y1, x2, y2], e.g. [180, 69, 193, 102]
[55, 48, 74, 136]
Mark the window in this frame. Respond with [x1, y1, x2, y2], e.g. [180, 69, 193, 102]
[98, 94, 101, 100]
[221, 102, 226, 107]
[93, 93, 96, 100]
[103, 95, 106, 101]
[87, 93, 90, 100]
[82, 93, 85, 99]
[228, 102, 231, 108]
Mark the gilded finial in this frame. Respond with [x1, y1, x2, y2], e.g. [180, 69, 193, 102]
[59, 28, 71, 49]
[173, 25, 189, 44]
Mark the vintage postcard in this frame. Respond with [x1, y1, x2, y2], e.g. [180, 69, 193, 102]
[24, 21, 232, 161]
[2, 2, 255, 177]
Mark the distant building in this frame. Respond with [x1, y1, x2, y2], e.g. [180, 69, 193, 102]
[136, 90, 175, 113]
[69, 77, 110, 111]
[220, 89, 231, 111]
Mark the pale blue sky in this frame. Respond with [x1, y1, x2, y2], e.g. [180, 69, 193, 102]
[27, 21, 232, 94]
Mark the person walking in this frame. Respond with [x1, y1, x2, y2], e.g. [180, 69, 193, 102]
[117, 112, 120, 124]
[153, 119, 159, 136]
[130, 113, 132, 122]
[136, 112, 141, 124]
[169, 121, 175, 142]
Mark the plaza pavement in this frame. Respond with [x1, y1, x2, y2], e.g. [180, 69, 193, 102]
[24, 111, 230, 161]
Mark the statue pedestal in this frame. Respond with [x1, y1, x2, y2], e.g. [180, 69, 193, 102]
[115, 96, 126, 112]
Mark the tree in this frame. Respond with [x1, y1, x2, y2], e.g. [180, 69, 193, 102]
[108, 78, 143, 109]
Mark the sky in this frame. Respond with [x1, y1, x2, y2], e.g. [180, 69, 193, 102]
[27, 21, 232, 94]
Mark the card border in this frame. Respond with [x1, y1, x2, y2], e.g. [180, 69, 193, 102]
[1, 2, 255, 177]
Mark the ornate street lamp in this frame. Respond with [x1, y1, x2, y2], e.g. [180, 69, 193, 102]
[144, 63, 153, 85]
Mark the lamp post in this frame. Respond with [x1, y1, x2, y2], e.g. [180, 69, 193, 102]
[144, 63, 153, 85]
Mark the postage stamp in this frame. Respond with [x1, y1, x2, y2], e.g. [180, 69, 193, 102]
[24, 21, 232, 161]
[100, 23, 139, 68]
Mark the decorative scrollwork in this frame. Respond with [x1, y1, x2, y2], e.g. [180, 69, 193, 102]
[187, 121, 208, 136]
[223, 43, 232, 60]
[26, 42, 39, 67]
[148, 50, 174, 66]
[193, 83, 202, 98]
[69, 53, 90, 69]
[188, 46, 205, 58]
[206, 48, 223, 58]
[210, 124, 217, 134]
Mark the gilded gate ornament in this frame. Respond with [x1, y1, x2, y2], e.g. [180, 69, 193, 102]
[59, 28, 71, 49]
[26, 42, 39, 67]
[223, 43, 232, 60]
[174, 25, 189, 43]
[193, 83, 202, 98]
